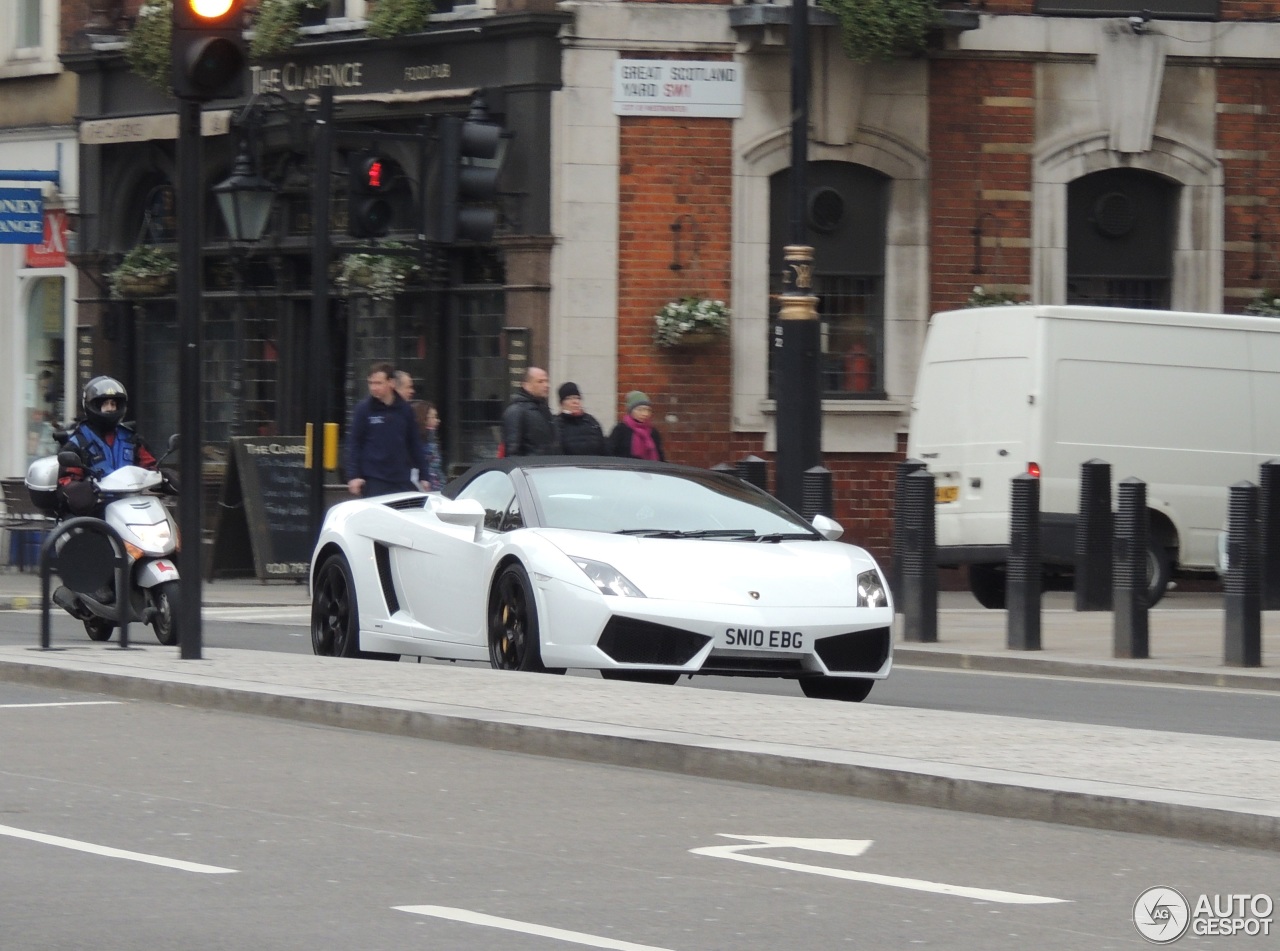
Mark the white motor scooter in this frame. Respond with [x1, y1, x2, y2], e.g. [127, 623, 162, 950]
[30, 444, 181, 645]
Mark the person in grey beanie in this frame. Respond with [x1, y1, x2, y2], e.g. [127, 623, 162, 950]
[608, 390, 665, 461]
[554, 381, 607, 455]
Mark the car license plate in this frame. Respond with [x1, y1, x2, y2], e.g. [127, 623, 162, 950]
[935, 485, 959, 504]
[720, 627, 805, 651]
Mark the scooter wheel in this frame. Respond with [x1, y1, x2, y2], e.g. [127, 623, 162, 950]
[84, 616, 115, 642]
[151, 580, 179, 646]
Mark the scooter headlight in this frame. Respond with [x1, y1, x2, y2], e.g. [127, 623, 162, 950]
[128, 521, 174, 554]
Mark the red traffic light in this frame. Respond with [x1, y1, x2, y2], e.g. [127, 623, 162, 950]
[365, 158, 385, 191]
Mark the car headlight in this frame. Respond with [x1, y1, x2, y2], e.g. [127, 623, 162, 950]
[572, 557, 646, 598]
[856, 569, 888, 608]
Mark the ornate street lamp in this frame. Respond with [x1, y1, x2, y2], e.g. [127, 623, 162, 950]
[213, 138, 277, 243]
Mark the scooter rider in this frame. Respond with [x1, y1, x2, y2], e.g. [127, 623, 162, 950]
[57, 376, 158, 517]
[52, 377, 160, 616]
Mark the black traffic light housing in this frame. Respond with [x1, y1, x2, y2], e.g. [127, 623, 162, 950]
[436, 104, 504, 244]
[171, 0, 246, 102]
[347, 151, 401, 238]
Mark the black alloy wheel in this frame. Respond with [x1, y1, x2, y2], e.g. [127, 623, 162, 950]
[312, 553, 363, 658]
[488, 564, 551, 673]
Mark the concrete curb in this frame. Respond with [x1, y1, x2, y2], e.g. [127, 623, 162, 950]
[895, 648, 1280, 691]
[3, 657, 1276, 851]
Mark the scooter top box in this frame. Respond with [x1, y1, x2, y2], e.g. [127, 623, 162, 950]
[25, 455, 59, 513]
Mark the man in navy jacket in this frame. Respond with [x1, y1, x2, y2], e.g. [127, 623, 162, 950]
[344, 361, 430, 497]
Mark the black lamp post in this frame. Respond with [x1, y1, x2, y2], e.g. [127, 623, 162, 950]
[775, 0, 822, 513]
[213, 138, 277, 243]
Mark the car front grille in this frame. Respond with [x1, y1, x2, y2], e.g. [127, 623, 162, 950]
[813, 626, 891, 673]
[597, 617, 711, 666]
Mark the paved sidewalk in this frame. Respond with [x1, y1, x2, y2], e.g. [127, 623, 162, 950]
[0, 570, 1277, 850]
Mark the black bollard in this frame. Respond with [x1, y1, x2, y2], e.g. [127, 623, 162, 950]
[1007, 474, 1042, 650]
[1259, 460, 1280, 610]
[710, 461, 735, 475]
[801, 466, 833, 521]
[1075, 458, 1112, 611]
[891, 458, 927, 605]
[736, 455, 769, 493]
[1113, 477, 1149, 659]
[901, 469, 938, 643]
[1225, 481, 1262, 667]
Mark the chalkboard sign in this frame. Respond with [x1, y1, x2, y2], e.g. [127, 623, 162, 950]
[208, 436, 312, 581]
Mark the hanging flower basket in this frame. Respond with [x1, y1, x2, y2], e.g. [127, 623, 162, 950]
[1243, 292, 1280, 317]
[107, 246, 177, 299]
[653, 297, 730, 348]
[334, 244, 421, 302]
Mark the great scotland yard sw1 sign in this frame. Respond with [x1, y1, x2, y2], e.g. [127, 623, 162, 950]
[614, 60, 744, 118]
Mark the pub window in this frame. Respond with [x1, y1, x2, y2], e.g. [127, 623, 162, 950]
[768, 162, 889, 400]
[1066, 168, 1176, 310]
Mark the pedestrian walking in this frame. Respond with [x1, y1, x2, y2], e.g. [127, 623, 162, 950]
[608, 390, 665, 461]
[500, 366, 559, 456]
[344, 361, 431, 496]
[554, 382, 607, 455]
[420, 401, 447, 490]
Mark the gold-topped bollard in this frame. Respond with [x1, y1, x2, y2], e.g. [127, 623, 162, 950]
[779, 244, 818, 320]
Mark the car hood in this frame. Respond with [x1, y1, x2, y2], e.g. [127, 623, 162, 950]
[533, 529, 878, 608]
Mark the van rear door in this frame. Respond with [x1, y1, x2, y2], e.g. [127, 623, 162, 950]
[908, 309, 1035, 554]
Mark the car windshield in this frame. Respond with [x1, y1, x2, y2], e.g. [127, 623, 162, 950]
[524, 467, 817, 538]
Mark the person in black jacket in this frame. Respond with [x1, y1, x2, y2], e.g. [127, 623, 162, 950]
[608, 390, 665, 461]
[501, 367, 559, 456]
[554, 382, 607, 455]
[344, 361, 431, 497]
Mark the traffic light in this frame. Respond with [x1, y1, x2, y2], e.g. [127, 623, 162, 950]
[347, 151, 395, 238]
[436, 111, 503, 244]
[171, 0, 246, 101]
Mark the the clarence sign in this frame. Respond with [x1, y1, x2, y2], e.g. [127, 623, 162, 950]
[0, 188, 44, 244]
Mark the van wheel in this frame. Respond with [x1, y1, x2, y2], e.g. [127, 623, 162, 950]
[968, 564, 1006, 609]
[1146, 544, 1173, 607]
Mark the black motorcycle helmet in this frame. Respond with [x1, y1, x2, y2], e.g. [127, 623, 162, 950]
[82, 375, 127, 428]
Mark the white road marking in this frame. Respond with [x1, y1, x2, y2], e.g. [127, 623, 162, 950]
[691, 835, 1068, 905]
[395, 905, 680, 950]
[0, 823, 237, 874]
[0, 701, 121, 710]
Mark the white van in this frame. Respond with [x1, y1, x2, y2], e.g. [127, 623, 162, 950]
[906, 305, 1280, 607]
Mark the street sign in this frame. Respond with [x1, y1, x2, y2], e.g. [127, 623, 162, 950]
[0, 187, 44, 244]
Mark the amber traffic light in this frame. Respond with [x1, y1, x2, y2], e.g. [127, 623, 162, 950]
[171, 0, 246, 101]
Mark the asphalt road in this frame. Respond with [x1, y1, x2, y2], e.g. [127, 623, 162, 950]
[3, 685, 1276, 951]
[2, 607, 1277, 741]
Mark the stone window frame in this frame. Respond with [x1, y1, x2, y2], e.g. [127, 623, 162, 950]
[732, 132, 929, 454]
[1033, 132, 1223, 311]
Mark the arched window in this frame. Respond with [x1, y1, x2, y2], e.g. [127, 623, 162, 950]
[1066, 168, 1177, 309]
[769, 161, 889, 398]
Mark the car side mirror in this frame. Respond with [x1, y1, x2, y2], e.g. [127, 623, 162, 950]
[435, 498, 486, 540]
[812, 513, 844, 541]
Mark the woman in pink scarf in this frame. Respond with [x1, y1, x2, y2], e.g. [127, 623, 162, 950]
[607, 391, 665, 461]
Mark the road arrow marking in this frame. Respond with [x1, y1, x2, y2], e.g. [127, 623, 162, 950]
[0, 823, 237, 874]
[395, 905, 679, 951]
[691, 835, 1068, 905]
